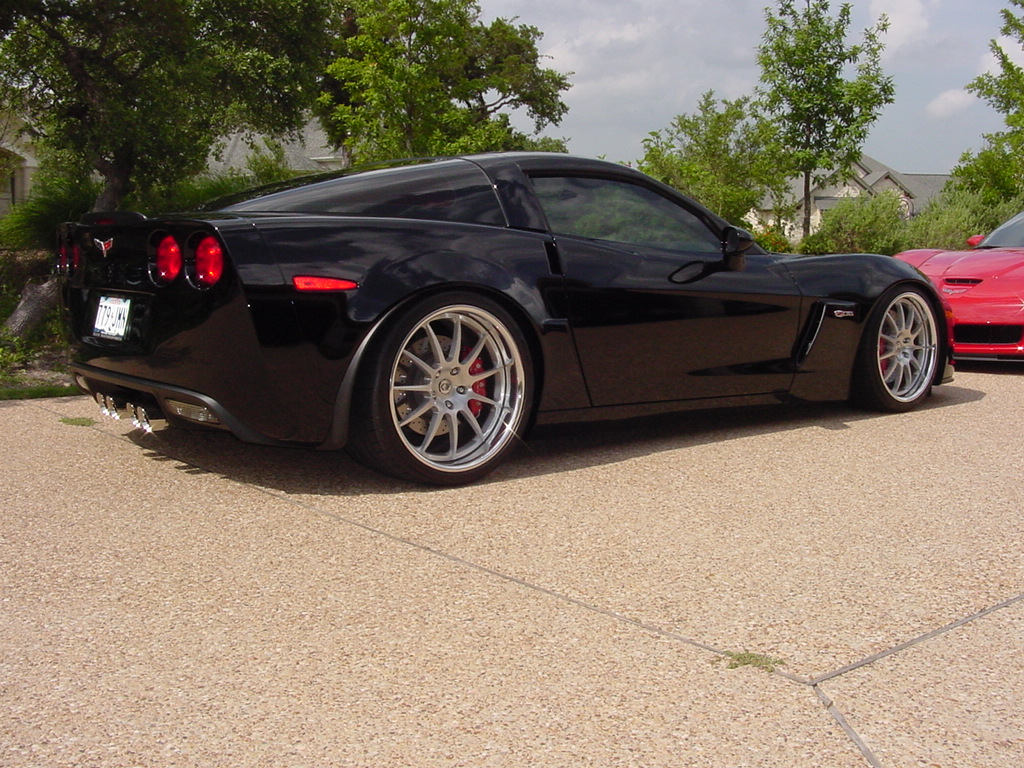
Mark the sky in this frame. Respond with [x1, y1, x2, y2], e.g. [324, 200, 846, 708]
[478, 0, 1014, 175]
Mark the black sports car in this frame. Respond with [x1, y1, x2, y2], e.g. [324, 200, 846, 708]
[58, 153, 953, 484]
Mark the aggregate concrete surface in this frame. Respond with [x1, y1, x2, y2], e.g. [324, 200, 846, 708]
[2, 365, 1022, 767]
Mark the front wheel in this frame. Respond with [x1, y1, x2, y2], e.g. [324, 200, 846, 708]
[851, 286, 940, 412]
[349, 293, 534, 485]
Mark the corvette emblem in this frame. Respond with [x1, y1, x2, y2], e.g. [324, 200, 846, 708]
[94, 237, 114, 256]
[942, 287, 967, 295]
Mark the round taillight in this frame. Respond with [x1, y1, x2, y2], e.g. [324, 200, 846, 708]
[193, 235, 224, 288]
[155, 235, 182, 283]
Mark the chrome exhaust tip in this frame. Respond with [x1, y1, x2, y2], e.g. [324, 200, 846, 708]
[129, 403, 152, 433]
[106, 395, 122, 420]
[95, 392, 112, 418]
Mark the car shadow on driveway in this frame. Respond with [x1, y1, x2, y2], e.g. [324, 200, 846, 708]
[128, 381, 985, 496]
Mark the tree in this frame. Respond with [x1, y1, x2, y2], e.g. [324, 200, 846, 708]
[317, 0, 571, 163]
[0, 0, 343, 211]
[1, 0, 344, 341]
[957, 0, 1024, 201]
[639, 90, 785, 225]
[756, 0, 894, 239]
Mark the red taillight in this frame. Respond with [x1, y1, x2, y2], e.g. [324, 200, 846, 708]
[155, 235, 182, 283]
[193, 236, 224, 288]
[292, 276, 359, 291]
[58, 240, 82, 275]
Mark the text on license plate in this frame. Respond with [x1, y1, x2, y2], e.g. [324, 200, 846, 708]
[93, 296, 131, 340]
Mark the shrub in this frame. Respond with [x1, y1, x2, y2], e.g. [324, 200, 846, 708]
[800, 191, 907, 255]
[0, 173, 99, 250]
[752, 224, 793, 253]
[904, 186, 1024, 251]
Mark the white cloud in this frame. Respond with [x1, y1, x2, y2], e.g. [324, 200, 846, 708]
[477, 0, 1002, 171]
[925, 89, 978, 119]
[869, 0, 933, 56]
[978, 34, 1024, 75]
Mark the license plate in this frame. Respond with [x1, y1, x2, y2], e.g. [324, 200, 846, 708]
[93, 296, 131, 340]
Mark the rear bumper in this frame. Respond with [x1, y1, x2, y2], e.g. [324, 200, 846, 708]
[71, 363, 294, 446]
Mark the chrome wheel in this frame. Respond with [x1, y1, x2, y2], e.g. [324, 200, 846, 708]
[388, 304, 528, 475]
[874, 291, 938, 403]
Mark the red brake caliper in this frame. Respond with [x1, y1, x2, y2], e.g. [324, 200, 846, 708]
[464, 348, 487, 418]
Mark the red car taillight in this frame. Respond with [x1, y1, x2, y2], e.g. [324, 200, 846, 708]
[154, 235, 182, 284]
[192, 235, 224, 288]
[57, 238, 81, 276]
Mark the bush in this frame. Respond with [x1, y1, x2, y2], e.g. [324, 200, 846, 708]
[799, 191, 907, 255]
[752, 224, 793, 253]
[904, 186, 1024, 251]
[0, 174, 99, 250]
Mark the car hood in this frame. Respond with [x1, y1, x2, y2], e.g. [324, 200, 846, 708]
[899, 247, 1024, 280]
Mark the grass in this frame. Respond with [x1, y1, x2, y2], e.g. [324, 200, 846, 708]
[1, 383, 80, 400]
[60, 416, 96, 427]
[720, 650, 785, 673]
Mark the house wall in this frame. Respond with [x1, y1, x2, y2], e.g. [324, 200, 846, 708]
[0, 146, 37, 218]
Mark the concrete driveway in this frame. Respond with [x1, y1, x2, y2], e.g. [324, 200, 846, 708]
[2, 366, 1022, 767]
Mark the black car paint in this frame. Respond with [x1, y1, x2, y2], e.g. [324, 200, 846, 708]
[59, 153, 949, 450]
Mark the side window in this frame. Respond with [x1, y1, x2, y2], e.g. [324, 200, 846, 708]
[530, 175, 721, 254]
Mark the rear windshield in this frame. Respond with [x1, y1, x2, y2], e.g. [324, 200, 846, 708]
[982, 211, 1024, 248]
[210, 159, 506, 227]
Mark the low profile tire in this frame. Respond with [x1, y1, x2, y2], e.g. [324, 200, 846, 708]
[348, 292, 534, 485]
[851, 286, 940, 413]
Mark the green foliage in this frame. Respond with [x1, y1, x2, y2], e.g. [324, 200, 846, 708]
[0, 151, 99, 249]
[904, 185, 1024, 251]
[958, 2, 1024, 204]
[639, 91, 785, 225]
[720, 650, 784, 673]
[1, 0, 342, 211]
[0, 328, 33, 378]
[756, 0, 895, 238]
[0, 384, 79, 400]
[752, 224, 793, 253]
[951, 136, 1024, 204]
[59, 416, 97, 425]
[790, 183, 1024, 256]
[317, 0, 571, 163]
[1, 134, 301, 246]
[136, 139, 299, 213]
[968, 0, 1024, 122]
[799, 190, 906, 255]
[0, 250, 65, 384]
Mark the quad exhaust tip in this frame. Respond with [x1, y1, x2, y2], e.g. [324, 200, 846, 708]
[94, 393, 164, 434]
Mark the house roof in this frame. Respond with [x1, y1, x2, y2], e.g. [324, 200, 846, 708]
[208, 122, 347, 175]
[762, 154, 952, 215]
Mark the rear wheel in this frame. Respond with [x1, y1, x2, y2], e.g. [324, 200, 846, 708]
[349, 292, 533, 485]
[851, 286, 939, 412]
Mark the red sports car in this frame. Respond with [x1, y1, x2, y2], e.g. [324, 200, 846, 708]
[896, 211, 1024, 360]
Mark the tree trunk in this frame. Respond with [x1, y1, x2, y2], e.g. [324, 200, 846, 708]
[802, 170, 812, 241]
[93, 171, 131, 211]
[3, 276, 60, 339]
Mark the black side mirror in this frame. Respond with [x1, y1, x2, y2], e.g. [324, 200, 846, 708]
[722, 226, 754, 272]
